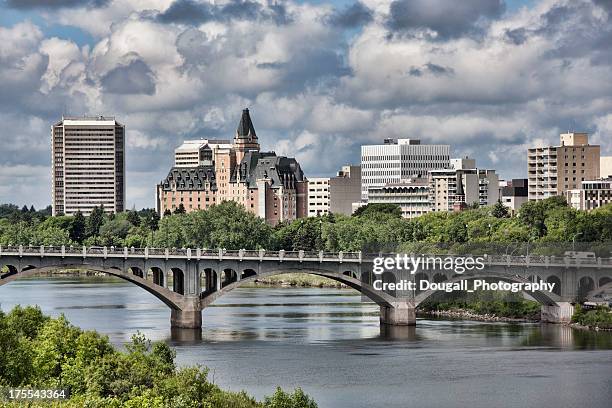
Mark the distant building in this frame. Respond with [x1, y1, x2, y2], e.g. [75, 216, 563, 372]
[51, 116, 125, 216]
[367, 178, 431, 219]
[360, 138, 450, 202]
[329, 165, 361, 216]
[566, 179, 612, 211]
[528, 132, 600, 201]
[429, 158, 499, 212]
[174, 139, 232, 167]
[156, 109, 307, 225]
[601, 156, 612, 179]
[307, 177, 330, 217]
[500, 179, 529, 215]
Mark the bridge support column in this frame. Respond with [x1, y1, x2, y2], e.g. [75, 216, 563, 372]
[171, 297, 203, 329]
[380, 301, 416, 326]
[541, 302, 574, 323]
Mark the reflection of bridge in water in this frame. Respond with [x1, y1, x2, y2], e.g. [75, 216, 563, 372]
[1, 245, 611, 329]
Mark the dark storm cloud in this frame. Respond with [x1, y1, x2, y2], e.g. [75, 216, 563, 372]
[101, 59, 156, 95]
[157, 0, 291, 25]
[6, 0, 110, 9]
[327, 2, 373, 28]
[386, 0, 505, 40]
[534, 1, 612, 65]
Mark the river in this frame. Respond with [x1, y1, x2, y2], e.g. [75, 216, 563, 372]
[1, 276, 611, 408]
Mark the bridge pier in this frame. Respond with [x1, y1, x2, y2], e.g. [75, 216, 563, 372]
[171, 309, 202, 329]
[171, 297, 203, 329]
[380, 301, 416, 326]
[540, 302, 574, 323]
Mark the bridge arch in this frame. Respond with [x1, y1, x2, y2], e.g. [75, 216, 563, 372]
[0, 264, 184, 310]
[0, 264, 18, 279]
[200, 267, 396, 308]
[413, 273, 562, 307]
[170, 268, 185, 295]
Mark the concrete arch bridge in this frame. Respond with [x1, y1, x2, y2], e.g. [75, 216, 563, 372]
[1, 245, 611, 329]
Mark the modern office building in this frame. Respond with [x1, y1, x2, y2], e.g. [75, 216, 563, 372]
[528, 132, 600, 201]
[367, 178, 431, 219]
[51, 116, 125, 216]
[429, 158, 499, 212]
[601, 156, 612, 179]
[307, 177, 330, 217]
[500, 179, 529, 215]
[360, 138, 450, 201]
[329, 165, 361, 216]
[566, 179, 612, 211]
[156, 109, 307, 225]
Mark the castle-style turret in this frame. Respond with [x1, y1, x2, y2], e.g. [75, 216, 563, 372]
[234, 108, 260, 163]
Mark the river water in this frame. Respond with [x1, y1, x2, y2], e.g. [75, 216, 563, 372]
[1, 276, 611, 408]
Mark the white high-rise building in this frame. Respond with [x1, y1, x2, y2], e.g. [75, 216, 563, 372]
[52, 116, 125, 216]
[307, 177, 330, 217]
[360, 138, 450, 201]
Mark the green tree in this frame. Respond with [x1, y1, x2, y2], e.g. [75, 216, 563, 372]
[264, 387, 318, 408]
[127, 210, 141, 227]
[70, 211, 86, 243]
[353, 203, 402, 218]
[174, 203, 186, 214]
[87, 205, 106, 237]
[491, 200, 509, 218]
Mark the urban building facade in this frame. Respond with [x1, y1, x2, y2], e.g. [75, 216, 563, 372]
[528, 132, 600, 201]
[429, 158, 499, 213]
[601, 156, 612, 179]
[156, 109, 307, 225]
[361, 138, 450, 201]
[500, 179, 529, 215]
[51, 116, 125, 216]
[174, 139, 232, 167]
[329, 165, 361, 216]
[307, 177, 330, 217]
[566, 179, 612, 211]
[367, 178, 431, 219]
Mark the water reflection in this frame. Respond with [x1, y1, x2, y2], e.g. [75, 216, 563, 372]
[1, 276, 611, 408]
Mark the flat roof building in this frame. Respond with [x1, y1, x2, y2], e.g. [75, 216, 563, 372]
[51, 116, 125, 216]
[361, 138, 450, 202]
[528, 132, 600, 201]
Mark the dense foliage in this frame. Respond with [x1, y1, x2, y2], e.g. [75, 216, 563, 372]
[572, 305, 612, 329]
[0, 306, 317, 408]
[1, 198, 611, 253]
[419, 291, 541, 319]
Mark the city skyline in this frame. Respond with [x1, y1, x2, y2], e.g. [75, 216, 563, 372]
[1, 0, 611, 209]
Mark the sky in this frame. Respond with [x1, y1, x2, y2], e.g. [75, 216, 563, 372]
[0, 0, 610, 210]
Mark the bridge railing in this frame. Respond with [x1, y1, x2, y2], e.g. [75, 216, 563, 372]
[1, 245, 612, 267]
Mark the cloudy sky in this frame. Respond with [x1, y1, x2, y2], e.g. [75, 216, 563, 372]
[0, 0, 611, 209]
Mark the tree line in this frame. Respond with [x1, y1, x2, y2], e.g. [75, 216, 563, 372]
[0, 198, 611, 254]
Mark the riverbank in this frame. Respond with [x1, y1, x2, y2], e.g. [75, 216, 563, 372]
[253, 273, 345, 288]
[417, 309, 539, 323]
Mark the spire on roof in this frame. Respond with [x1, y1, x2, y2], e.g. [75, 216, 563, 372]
[236, 108, 257, 140]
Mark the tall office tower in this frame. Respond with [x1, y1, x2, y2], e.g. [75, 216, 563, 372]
[52, 116, 125, 216]
[528, 132, 600, 201]
[360, 138, 450, 201]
